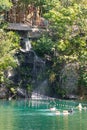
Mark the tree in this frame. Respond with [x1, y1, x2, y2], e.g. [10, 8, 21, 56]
[0, 0, 12, 24]
[32, 35, 54, 57]
[0, 0, 20, 85]
[44, 0, 87, 62]
[0, 0, 12, 12]
[32, 0, 87, 97]
[0, 30, 20, 83]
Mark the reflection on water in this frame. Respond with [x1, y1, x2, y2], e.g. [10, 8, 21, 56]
[0, 99, 87, 130]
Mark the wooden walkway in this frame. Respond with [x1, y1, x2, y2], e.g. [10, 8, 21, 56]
[7, 23, 47, 38]
[7, 23, 47, 31]
[7, 23, 32, 31]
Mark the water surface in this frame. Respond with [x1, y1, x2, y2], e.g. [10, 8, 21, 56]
[0, 99, 87, 130]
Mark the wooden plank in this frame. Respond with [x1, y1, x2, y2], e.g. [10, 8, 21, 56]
[7, 23, 32, 31]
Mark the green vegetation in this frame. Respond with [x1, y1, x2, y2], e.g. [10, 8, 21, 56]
[32, 0, 87, 97]
[0, 0, 20, 86]
[0, 0, 12, 12]
[0, 0, 87, 99]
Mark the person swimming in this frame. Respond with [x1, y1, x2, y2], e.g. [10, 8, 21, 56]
[77, 103, 82, 111]
[68, 108, 74, 113]
[63, 110, 69, 115]
[55, 110, 61, 115]
[50, 107, 56, 111]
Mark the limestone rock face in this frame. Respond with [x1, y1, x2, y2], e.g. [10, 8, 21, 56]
[60, 63, 79, 98]
[0, 87, 8, 99]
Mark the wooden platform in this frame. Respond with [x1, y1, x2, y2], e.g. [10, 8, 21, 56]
[7, 23, 47, 38]
[7, 23, 32, 31]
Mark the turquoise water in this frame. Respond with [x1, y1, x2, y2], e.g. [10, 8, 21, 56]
[0, 99, 87, 130]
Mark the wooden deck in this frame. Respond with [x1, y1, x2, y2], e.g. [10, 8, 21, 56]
[7, 23, 32, 31]
[7, 23, 47, 38]
[6, 3, 48, 32]
[7, 22, 47, 30]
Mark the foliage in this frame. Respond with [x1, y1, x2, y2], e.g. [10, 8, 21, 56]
[15, 0, 54, 16]
[0, 0, 87, 98]
[32, 0, 87, 97]
[44, 0, 87, 61]
[78, 65, 87, 87]
[0, 0, 20, 85]
[27, 84, 32, 94]
[32, 35, 54, 57]
[0, 0, 12, 12]
[0, 0, 12, 24]
[0, 30, 20, 83]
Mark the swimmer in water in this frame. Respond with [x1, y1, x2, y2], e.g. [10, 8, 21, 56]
[50, 107, 56, 111]
[77, 103, 82, 111]
[68, 108, 74, 114]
